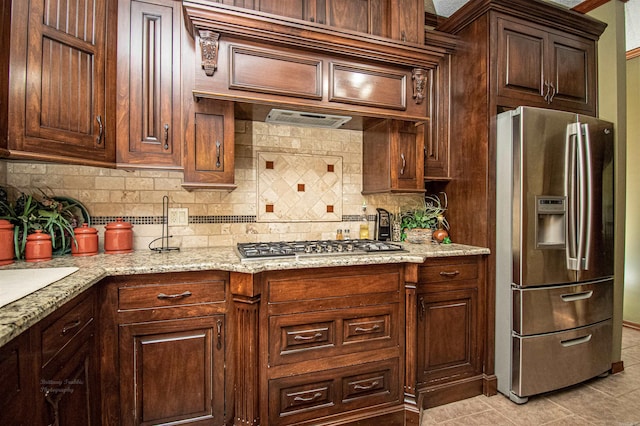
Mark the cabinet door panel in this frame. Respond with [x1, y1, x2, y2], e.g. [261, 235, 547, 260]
[41, 339, 97, 426]
[497, 19, 545, 100]
[547, 34, 595, 113]
[183, 100, 235, 189]
[24, 0, 109, 158]
[119, 316, 225, 425]
[131, 2, 175, 156]
[417, 287, 479, 386]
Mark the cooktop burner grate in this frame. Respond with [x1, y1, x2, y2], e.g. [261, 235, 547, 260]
[236, 240, 405, 260]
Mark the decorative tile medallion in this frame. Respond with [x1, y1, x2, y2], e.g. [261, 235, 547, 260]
[257, 152, 343, 222]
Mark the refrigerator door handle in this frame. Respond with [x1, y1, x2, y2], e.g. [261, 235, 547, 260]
[565, 123, 580, 270]
[580, 123, 593, 270]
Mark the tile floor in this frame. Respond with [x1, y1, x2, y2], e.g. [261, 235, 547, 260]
[422, 327, 640, 425]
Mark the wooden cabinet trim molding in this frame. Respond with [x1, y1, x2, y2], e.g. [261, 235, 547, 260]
[183, 1, 456, 69]
[437, 0, 607, 40]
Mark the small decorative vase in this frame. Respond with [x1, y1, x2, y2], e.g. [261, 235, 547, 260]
[25, 230, 53, 262]
[405, 228, 434, 244]
[433, 214, 449, 243]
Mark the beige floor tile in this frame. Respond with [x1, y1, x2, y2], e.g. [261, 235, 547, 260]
[421, 396, 494, 424]
[586, 364, 640, 398]
[622, 345, 640, 367]
[483, 393, 572, 425]
[439, 410, 516, 425]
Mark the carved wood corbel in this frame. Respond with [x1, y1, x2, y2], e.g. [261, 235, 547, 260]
[412, 68, 427, 104]
[198, 30, 220, 77]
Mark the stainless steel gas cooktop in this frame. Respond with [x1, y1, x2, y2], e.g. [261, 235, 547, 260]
[236, 240, 405, 261]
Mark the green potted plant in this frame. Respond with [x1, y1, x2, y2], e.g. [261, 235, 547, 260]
[400, 193, 449, 243]
[0, 186, 79, 259]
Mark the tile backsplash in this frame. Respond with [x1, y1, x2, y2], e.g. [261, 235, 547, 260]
[2, 120, 423, 250]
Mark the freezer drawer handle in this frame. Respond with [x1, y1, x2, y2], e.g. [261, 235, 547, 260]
[560, 334, 592, 347]
[560, 290, 593, 302]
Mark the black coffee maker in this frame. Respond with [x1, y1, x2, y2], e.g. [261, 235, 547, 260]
[376, 208, 391, 241]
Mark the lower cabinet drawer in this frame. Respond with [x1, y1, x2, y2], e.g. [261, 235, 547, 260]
[118, 280, 225, 310]
[512, 319, 612, 398]
[269, 359, 399, 425]
[270, 305, 397, 366]
[41, 291, 95, 367]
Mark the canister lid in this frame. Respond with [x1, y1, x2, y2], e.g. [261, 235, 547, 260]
[74, 223, 98, 234]
[27, 229, 51, 241]
[105, 217, 133, 230]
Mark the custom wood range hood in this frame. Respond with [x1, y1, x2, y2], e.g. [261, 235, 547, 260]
[181, 1, 458, 128]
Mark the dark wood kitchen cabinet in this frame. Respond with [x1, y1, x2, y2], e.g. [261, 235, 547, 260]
[363, 119, 425, 194]
[414, 256, 485, 408]
[256, 264, 405, 425]
[1, 0, 117, 167]
[0, 287, 98, 426]
[496, 16, 597, 115]
[116, 0, 183, 169]
[212, 0, 424, 43]
[182, 99, 236, 190]
[0, 332, 33, 426]
[36, 287, 99, 426]
[99, 271, 230, 426]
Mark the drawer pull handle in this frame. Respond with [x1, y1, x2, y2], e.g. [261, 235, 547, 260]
[439, 270, 460, 277]
[355, 325, 381, 333]
[561, 334, 592, 347]
[157, 291, 192, 300]
[293, 392, 322, 402]
[354, 380, 379, 391]
[294, 332, 323, 341]
[61, 319, 82, 335]
[215, 141, 221, 168]
[561, 291, 593, 302]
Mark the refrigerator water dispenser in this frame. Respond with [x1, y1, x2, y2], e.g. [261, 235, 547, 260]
[536, 196, 566, 248]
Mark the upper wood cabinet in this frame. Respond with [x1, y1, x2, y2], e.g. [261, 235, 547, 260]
[212, 0, 424, 43]
[496, 16, 597, 115]
[363, 119, 425, 194]
[182, 100, 236, 190]
[1, 0, 116, 167]
[116, 0, 182, 169]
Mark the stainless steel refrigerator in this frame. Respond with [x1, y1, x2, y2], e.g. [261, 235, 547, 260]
[495, 106, 614, 404]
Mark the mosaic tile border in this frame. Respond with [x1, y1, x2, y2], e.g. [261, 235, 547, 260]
[90, 215, 376, 225]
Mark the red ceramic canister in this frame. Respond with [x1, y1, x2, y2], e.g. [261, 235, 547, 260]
[71, 223, 99, 256]
[25, 230, 52, 262]
[104, 218, 134, 254]
[0, 219, 15, 265]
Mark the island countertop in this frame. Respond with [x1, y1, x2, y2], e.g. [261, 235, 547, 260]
[0, 242, 489, 347]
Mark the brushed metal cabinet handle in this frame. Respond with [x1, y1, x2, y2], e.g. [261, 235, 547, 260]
[163, 123, 170, 150]
[439, 270, 460, 277]
[354, 380, 380, 391]
[96, 115, 104, 145]
[157, 291, 192, 300]
[61, 319, 82, 335]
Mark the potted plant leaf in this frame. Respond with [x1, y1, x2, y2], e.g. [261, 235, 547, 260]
[0, 187, 78, 259]
[400, 193, 449, 243]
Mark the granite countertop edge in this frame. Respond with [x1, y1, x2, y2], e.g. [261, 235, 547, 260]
[0, 243, 489, 347]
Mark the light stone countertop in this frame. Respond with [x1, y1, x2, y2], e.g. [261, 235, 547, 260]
[0, 242, 489, 347]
